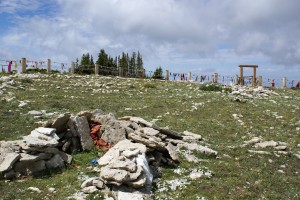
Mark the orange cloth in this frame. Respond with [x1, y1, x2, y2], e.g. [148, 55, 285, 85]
[89, 122, 112, 151]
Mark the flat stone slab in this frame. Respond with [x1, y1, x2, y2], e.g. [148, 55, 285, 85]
[74, 116, 94, 151]
[0, 153, 20, 173]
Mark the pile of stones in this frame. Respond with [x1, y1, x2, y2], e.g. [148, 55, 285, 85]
[230, 86, 278, 102]
[0, 109, 218, 199]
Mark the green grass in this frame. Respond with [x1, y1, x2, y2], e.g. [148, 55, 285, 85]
[0, 74, 300, 199]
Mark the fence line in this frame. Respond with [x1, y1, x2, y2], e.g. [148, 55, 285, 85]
[0, 57, 299, 88]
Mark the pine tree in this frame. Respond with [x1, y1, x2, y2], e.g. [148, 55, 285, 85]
[90, 55, 94, 65]
[152, 66, 163, 79]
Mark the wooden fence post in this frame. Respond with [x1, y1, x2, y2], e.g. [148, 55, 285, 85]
[95, 64, 99, 75]
[187, 71, 191, 81]
[213, 73, 218, 83]
[165, 70, 169, 80]
[70, 62, 75, 74]
[21, 57, 26, 73]
[47, 59, 51, 73]
[282, 77, 286, 88]
[257, 76, 262, 86]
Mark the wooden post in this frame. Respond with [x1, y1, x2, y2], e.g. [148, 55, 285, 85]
[252, 67, 257, 86]
[187, 71, 191, 81]
[165, 69, 169, 80]
[258, 76, 262, 86]
[142, 69, 145, 78]
[234, 74, 239, 85]
[239, 67, 243, 86]
[21, 57, 26, 73]
[47, 59, 51, 73]
[119, 66, 122, 77]
[95, 64, 99, 75]
[70, 62, 75, 74]
[213, 73, 218, 83]
[282, 77, 287, 88]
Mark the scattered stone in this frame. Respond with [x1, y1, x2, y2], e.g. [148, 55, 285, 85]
[28, 110, 43, 116]
[182, 131, 202, 141]
[28, 187, 42, 193]
[82, 186, 98, 194]
[241, 137, 261, 147]
[254, 141, 278, 148]
[248, 150, 272, 155]
[48, 187, 56, 193]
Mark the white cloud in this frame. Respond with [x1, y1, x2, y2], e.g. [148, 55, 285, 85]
[0, 0, 300, 79]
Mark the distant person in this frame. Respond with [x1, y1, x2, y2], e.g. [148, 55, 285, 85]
[296, 80, 300, 88]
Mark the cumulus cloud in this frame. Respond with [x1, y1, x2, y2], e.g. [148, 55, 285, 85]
[1, 0, 300, 76]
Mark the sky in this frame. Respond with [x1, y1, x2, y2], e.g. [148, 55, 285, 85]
[0, 0, 300, 83]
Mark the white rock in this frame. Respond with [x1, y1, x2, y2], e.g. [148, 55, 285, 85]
[82, 186, 98, 194]
[189, 172, 203, 179]
[28, 187, 42, 193]
[35, 127, 56, 136]
[0, 153, 20, 173]
[254, 141, 278, 148]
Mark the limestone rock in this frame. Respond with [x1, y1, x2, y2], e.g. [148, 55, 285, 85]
[166, 143, 179, 161]
[100, 167, 129, 183]
[0, 153, 20, 173]
[254, 141, 278, 148]
[82, 186, 98, 194]
[182, 131, 202, 141]
[35, 127, 56, 136]
[77, 111, 93, 121]
[101, 125, 127, 145]
[73, 116, 94, 151]
[159, 128, 183, 139]
[128, 131, 166, 151]
[241, 137, 261, 147]
[46, 154, 64, 168]
[19, 152, 52, 162]
[129, 117, 160, 130]
[13, 160, 46, 176]
[28, 110, 43, 116]
[141, 127, 160, 136]
[51, 113, 71, 133]
[178, 142, 217, 156]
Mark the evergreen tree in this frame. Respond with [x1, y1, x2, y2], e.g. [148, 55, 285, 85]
[152, 66, 163, 79]
[80, 53, 90, 65]
[90, 55, 94, 65]
[136, 51, 144, 77]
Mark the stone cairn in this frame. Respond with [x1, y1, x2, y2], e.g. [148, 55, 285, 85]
[0, 109, 217, 198]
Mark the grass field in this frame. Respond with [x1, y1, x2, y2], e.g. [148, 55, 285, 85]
[0, 74, 300, 199]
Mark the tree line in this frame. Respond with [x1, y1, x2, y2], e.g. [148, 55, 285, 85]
[75, 49, 145, 77]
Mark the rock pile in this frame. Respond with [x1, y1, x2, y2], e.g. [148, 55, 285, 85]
[0, 127, 72, 179]
[230, 86, 279, 102]
[1, 108, 218, 199]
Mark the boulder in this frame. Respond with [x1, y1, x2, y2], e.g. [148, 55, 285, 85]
[73, 116, 94, 151]
[46, 154, 64, 169]
[101, 125, 127, 145]
[166, 143, 179, 161]
[0, 153, 20, 173]
[51, 113, 71, 133]
[13, 160, 46, 176]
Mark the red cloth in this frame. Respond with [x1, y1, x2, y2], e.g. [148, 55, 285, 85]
[7, 61, 12, 73]
[89, 122, 112, 151]
[296, 81, 300, 88]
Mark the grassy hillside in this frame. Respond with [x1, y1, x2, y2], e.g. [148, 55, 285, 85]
[0, 74, 300, 199]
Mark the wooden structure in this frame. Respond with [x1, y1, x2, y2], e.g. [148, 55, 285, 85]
[239, 65, 258, 86]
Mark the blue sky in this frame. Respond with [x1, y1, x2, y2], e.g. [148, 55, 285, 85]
[0, 0, 300, 85]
